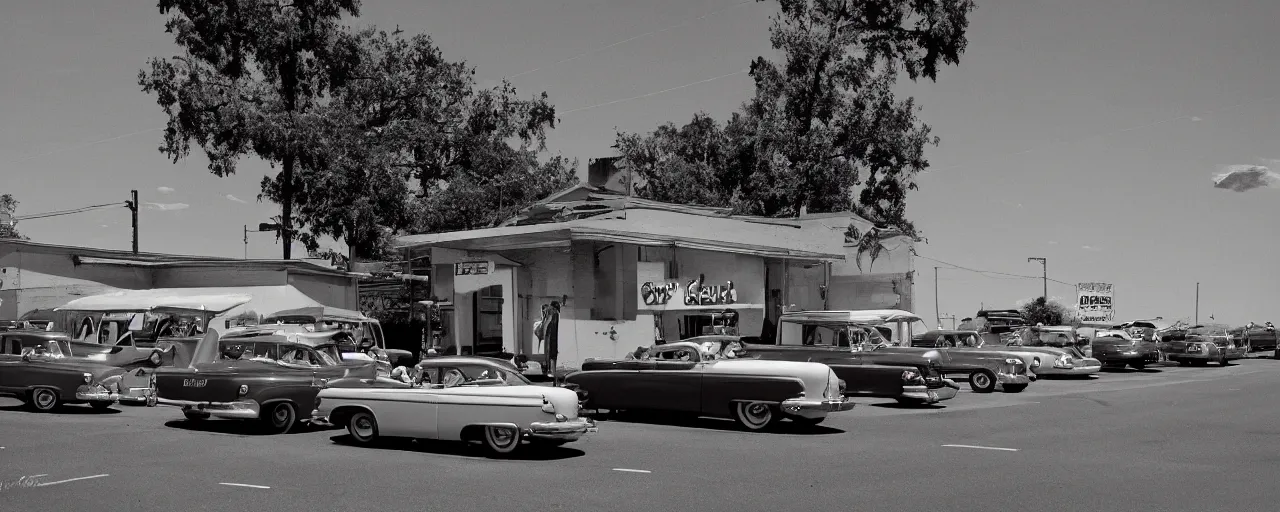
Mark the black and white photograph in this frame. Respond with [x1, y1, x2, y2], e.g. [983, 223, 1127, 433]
[2, 1, 1280, 511]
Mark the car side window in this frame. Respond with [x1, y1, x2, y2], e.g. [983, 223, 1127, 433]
[4, 337, 17, 355]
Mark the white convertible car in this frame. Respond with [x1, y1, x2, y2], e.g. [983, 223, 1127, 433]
[312, 356, 596, 456]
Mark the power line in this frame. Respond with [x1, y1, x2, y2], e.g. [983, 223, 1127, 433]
[915, 253, 1075, 287]
[16, 202, 125, 221]
[560, 69, 749, 115]
[923, 95, 1277, 175]
[15, 127, 162, 161]
[504, 0, 753, 81]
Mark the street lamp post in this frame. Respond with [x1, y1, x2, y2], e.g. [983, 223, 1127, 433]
[1027, 257, 1047, 299]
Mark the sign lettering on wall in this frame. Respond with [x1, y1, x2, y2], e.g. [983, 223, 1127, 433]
[684, 274, 736, 306]
[640, 282, 678, 306]
[1076, 282, 1114, 323]
[454, 261, 490, 276]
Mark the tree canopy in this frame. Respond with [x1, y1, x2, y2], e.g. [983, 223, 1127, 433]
[1019, 296, 1077, 327]
[0, 194, 25, 240]
[139, 2, 574, 260]
[614, 0, 977, 239]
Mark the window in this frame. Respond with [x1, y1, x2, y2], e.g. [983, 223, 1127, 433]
[422, 364, 529, 387]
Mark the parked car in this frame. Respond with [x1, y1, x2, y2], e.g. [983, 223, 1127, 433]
[261, 306, 413, 367]
[155, 330, 380, 433]
[1230, 323, 1278, 353]
[0, 330, 128, 412]
[55, 292, 254, 405]
[1164, 326, 1245, 366]
[738, 310, 959, 406]
[1004, 326, 1102, 377]
[566, 340, 854, 430]
[911, 329, 1039, 390]
[1090, 328, 1160, 369]
[313, 356, 596, 456]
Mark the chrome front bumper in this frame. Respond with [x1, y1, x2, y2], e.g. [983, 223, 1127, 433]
[903, 378, 960, 403]
[1038, 364, 1102, 375]
[75, 385, 120, 402]
[527, 418, 597, 441]
[159, 398, 261, 419]
[781, 397, 856, 418]
[997, 373, 1032, 386]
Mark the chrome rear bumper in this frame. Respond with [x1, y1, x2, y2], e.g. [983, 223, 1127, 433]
[159, 398, 261, 419]
[528, 418, 597, 441]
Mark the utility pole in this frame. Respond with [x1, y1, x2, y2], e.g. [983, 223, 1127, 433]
[127, 190, 139, 254]
[1195, 282, 1200, 324]
[934, 267, 942, 329]
[1027, 257, 1047, 299]
[244, 225, 249, 259]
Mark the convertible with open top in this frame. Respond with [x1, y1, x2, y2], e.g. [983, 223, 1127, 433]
[565, 340, 854, 430]
[312, 356, 596, 457]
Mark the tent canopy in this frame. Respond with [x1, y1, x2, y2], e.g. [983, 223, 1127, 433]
[57, 289, 253, 314]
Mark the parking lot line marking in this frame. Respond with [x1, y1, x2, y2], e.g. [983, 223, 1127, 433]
[612, 468, 652, 474]
[219, 482, 271, 489]
[35, 474, 109, 487]
[942, 444, 1019, 452]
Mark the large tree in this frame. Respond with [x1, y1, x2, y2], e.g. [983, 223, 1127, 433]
[615, 0, 977, 238]
[0, 194, 25, 239]
[280, 28, 576, 257]
[138, 0, 361, 259]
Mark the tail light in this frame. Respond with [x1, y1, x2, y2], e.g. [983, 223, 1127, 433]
[901, 370, 924, 384]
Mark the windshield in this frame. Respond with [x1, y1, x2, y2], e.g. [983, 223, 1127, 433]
[779, 321, 886, 347]
[419, 363, 529, 387]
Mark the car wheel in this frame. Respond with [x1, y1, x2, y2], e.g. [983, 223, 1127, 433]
[89, 401, 113, 410]
[1002, 383, 1028, 393]
[969, 371, 997, 393]
[346, 411, 379, 445]
[261, 402, 297, 434]
[482, 425, 522, 456]
[1130, 363, 1146, 370]
[148, 350, 164, 366]
[183, 409, 210, 421]
[733, 401, 777, 431]
[28, 388, 59, 412]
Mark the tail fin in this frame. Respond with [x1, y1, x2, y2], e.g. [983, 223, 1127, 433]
[189, 328, 222, 369]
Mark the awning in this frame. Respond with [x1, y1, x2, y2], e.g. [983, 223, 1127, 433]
[57, 289, 253, 314]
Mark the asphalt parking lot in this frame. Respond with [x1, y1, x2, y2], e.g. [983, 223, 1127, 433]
[3, 359, 1280, 512]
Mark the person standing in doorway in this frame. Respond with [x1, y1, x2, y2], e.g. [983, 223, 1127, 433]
[545, 301, 561, 384]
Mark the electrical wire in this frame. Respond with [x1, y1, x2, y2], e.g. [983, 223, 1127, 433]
[560, 69, 749, 115]
[15, 202, 125, 221]
[504, 0, 754, 80]
[15, 127, 163, 161]
[914, 252, 1076, 287]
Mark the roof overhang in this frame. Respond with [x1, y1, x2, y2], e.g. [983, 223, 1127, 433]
[397, 225, 842, 261]
[57, 289, 254, 314]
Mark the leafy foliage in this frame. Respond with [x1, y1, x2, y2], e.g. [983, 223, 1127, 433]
[1019, 296, 1077, 327]
[614, 0, 977, 239]
[0, 194, 25, 240]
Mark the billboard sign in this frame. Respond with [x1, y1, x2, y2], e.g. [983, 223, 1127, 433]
[1076, 282, 1114, 323]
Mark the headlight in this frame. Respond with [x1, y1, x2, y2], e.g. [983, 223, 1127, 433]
[238, 385, 249, 396]
[1032, 357, 1041, 368]
[541, 397, 556, 414]
[1005, 358, 1020, 365]
[82, 372, 93, 384]
[901, 370, 922, 383]
[1053, 355, 1073, 369]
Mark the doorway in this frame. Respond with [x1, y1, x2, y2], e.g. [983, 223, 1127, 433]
[472, 285, 504, 356]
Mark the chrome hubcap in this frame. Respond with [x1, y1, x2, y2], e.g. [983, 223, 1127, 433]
[491, 427, 516, 446]
[273, 406, 290, 424]
[354, 417, 373, 437]
[36, 392, 53, 408]
[975, 375, 990, 388]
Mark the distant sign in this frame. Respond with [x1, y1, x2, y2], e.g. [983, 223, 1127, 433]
[1077, 282, 1114, 323]
[454, 261, 491, 276]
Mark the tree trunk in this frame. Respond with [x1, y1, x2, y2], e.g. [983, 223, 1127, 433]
[281, 153, 294, 260]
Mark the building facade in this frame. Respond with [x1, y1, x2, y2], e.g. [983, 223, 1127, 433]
[397, 186, 916, 373]
[0, 239, 360, 330]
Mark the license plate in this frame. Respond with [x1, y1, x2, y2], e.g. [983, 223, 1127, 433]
[183, 379, 207, 388]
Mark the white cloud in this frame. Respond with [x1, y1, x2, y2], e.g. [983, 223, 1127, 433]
[1190, 116, 1202, 122]
[156, 186, 175, 194]
[1082, 245, 1101, 251]
[144, 202, 189, 211]
[225, 194, 247, 204]
[1047, 241, 1058, 245]
[1213, 164, 1280, 192]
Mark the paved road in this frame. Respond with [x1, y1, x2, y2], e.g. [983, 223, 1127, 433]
[2, 360, 1279, 512]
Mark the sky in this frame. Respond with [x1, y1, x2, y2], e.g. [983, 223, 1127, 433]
[2, 0, 1279, 326]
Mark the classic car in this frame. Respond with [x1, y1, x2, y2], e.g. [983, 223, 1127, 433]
[155, 329, 380, 434]
[1004, 326, 1103, 377]
[1090, 327, 1160, 369]
[262, 306, 414, 367]
[1164, 326, 1245, 366]
[54, 292, 254, 405]
[17, 308, 61, 331]
[313, 356, 596, 456]
[739, 310, 959, 405]
[565, 340, 853, 431]
[0, 330, 128, 411]
[1230, 323, 1278, 353]
[846, 325, 1030, 393]
[912, 329, 1041, 386]
[970, 309, 1029, 346]
[223, 326, 395, 377]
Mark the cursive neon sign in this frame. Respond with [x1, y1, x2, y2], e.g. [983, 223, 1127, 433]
[684, 274, 736, 306]
[640, 282, 678, 306]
